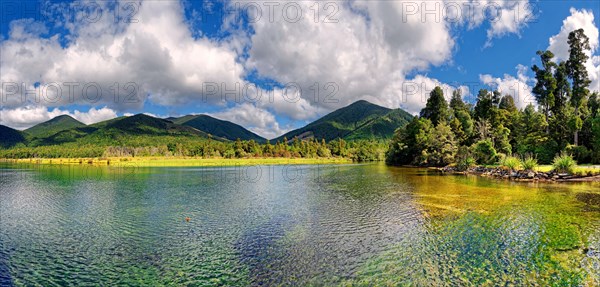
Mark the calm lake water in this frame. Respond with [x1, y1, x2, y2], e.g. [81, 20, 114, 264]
[1, 163, 599, 286]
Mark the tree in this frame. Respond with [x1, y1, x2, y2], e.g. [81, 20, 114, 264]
[499, 95, 517, 113]
[450, 89, 468, 113]
[532, 50, 557, 134]
[550, 61, 573, 149]
[474, 119, 492, 142]
[514, 104, 553, 162]
[472, 140, 497, 165]
[427, 121, 458, 166]
[474, 89, 495, 121]
[449, 90, 474, 145]
[566, 28, 592, 145]
[386, 117, 433, 165]
[592, 115, 600, 163]
[580, 92, 600, 152]
[454, 109, 474, 145]
[420, 86, 449, 126]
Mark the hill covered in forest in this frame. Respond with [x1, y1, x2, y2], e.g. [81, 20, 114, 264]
[172, 114, 266, 142]
[274, 100, 413, 142]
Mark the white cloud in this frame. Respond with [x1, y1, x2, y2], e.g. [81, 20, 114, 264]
[483, 0, 533, 47]
[547, 8, 600, 92]
[0, 1, 245, 110]
[240, 1, 455, 115]
[392, 75, 470, 115]
[479, 64, 534, 109]
[0, 106, 117, 130]
[0, 0, 535, 136]
[234, 0, 529, 119]
[208, 103, 289, 139]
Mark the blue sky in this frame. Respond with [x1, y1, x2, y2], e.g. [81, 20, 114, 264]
[1, 0, 599, 139]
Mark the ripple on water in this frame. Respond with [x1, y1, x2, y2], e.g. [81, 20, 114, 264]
[0, 165, 599, 286]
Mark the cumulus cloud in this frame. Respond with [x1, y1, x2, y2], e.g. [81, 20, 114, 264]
[208, 103, 289, 139]
[479, 64, 534, 109]
[235, 0, 530, 116]
[0, 0, 245, 110]
[483, 0, 534, 46]
[391, 75, 470, 115]
[547, 8, 600, 92]
[0, 0, 535, 136]
[0, 106, 117, 130]
[240, 1, 454, 113]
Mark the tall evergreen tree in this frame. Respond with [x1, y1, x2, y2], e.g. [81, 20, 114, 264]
[474, 89, 494, 121]
[420, 86, 449, 126]
[532, 50, 557, 134]
[551, 61, 573, 149]
[449, 89, 474, 145]
[499, 95, 517, 113]
[566, 28, 592, 145]
[450, 90, 468, 112]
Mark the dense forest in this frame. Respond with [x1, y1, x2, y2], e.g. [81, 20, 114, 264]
[387, 28, 599, 168]
[0, 135, 387, 163]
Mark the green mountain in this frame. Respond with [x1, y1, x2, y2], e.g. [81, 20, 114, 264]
[172, 114, 265, 142]
[24, 114, 227, 147]
[344, 108, 414, 141]
[1, 101, 412, 149]
[0, 125, 26, 148]
[274, 100, 413, 142]
[25, 115, 86, 138]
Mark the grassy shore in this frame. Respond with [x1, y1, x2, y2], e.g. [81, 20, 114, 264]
[0, 157, 354, 167]
[534, 164, 600, 175]
[471, 164, 600, 175]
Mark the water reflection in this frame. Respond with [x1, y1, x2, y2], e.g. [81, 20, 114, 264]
[0, 163, 598, 285]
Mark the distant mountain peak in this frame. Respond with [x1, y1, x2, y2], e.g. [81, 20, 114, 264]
[273, 100, 411, 141]
[25, 115, 86, 138]
[172, 114, 265, 142]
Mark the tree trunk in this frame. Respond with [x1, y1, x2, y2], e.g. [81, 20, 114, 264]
[545, 105, 549, 134]
[574, 106, 579, 146]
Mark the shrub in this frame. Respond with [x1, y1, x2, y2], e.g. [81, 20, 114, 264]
[521, 154, 538, 171]
[565, 144, 591, 164]
[552, 152, 577, 174]
[534, 140, 559, 164]
[472, 140, 497, 165]
[455, 146, 475, 171]
[456, 156, 476, 171]
[501, 155, 521, 170]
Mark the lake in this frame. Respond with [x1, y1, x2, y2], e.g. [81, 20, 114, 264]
[1, 163, 599, 286]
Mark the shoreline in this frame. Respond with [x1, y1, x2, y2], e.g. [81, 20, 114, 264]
[436, 166, 600, 182]
[0, 157, 354, 167]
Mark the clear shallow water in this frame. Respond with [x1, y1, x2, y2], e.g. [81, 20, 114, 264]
[0, 163, 599, 286]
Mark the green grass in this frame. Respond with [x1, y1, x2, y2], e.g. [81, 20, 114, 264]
[536, 164, 600, 175]
[2, 157, 353, 167]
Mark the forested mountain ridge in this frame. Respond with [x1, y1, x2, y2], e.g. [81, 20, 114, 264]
[25, 115, 86, 138]
[172, 114, 266, 142]
[0, 125, 26, 148]
[274, 100, 413, 142]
